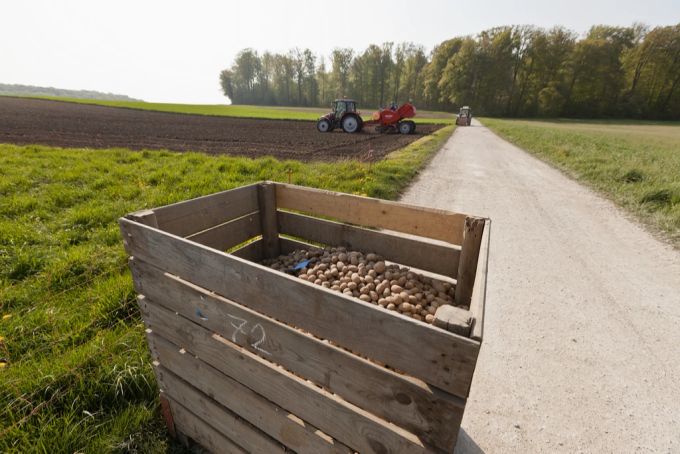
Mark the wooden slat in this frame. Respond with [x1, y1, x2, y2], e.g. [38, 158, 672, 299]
[454, 217, 486, 307]
[152, 184, 259, 237]
[167, 397, 249, 454]
[120, 218, 480, 398]
[278, 210, 461, 278]
[151, 336, 347, 454]
[133, 264, 464, 451]
[275, 183, 468, 245]
[280, 236, 323, 254]
[185, 212, 261, 251]
[144, 307, 427, 454]
[469, 219, 490, 342]
[230, 238, 263, 262]
[127, 209, 158, 227]
[154, 362, 281, 452]
[257, 182, 281, 258]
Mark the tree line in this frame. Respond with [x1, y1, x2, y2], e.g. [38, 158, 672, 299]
[220, 23, 680, 119]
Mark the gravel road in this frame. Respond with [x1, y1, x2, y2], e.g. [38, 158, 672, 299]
[401, 120, 680, 453]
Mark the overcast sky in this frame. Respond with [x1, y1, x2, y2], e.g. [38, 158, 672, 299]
[2, 0, 678, 104]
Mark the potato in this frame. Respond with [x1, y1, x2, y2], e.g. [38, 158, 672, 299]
[374, 261, 386, 274]
[425, 314, 435, 323]
[391, 285, 403, 294]
[359, 294, 372, 302]
[386, 303, 396, 311]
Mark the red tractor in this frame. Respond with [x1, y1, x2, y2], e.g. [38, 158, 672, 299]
[317, 99, 417, 134]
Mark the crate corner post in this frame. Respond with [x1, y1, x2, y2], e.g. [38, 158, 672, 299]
[257, 181, 280, 259]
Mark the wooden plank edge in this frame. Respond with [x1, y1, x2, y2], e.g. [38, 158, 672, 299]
[229, 237, 264, 262]
[273, 182, 468, 245]
[168, 396, 250, 454]
[277, 210, 461, 278]
[185, 210, 261, 251]
[454, 217, 487, 307]
[152, 183, 260, 237]
[469, 219, 490, 342]
[158, 366, 284, 453]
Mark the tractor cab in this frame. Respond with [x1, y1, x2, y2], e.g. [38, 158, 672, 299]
[332, 99, 358, 118]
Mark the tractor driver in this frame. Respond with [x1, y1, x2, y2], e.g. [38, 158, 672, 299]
[390, 101, 398, 111]
[335, 101, 346, 117]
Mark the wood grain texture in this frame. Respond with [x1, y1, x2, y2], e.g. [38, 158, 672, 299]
[157, 366, 289, 453]
[126, 209, 158, 227]
[469, 219, 490, 342]
[185, 212, 261, 251]
[454, 217, 487, 307]
[167, 397, 250, 454]
[121, 217, 480, 398]
[278, 210, 461, 278]
[150, 334, 343, 453]
[152, 183, 259, 237]
[230, 238, 264, 262]
[144, 306, 426, 454]
[275, 183, 468, 245]
[279, 236, 323, 254]
[133, 264, 464, 451]
[257, 182, 281, 258]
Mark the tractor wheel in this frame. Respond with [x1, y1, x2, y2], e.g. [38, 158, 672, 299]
[398, 121, 415, 134]
[341, 115, 361, 133]
[317, 119, 331, 132]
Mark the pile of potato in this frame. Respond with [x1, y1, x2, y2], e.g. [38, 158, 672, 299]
[262, 246, 463, 325]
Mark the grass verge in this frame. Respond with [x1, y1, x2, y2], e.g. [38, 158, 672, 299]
[0, 124, 454, 452]
[3, 95, 454, 124]
[482, 118, 680, 247]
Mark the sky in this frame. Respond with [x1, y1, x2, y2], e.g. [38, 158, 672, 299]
[2, 0, 678, 104]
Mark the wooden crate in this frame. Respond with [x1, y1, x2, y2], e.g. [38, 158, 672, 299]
[119, 182, 490, 454]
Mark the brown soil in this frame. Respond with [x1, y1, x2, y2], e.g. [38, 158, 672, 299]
[0, 97, 441, 162]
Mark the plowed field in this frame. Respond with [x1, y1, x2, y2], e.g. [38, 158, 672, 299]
[0, 97, 440, 161]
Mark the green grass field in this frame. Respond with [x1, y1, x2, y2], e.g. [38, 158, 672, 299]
[7, 95, 455, 124]
[0, 125, 454, 452]
[482, 118, 680, 247]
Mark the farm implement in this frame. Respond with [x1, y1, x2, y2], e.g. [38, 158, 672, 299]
[316, 99, 417, 134]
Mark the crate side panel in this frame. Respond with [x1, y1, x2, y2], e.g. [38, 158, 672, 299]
[134, 265, 465, 451]
[122, 218, 479, 397]
[185, 212, 261, 251]
[143, 303, 429, 454]
[275, 183, 468, 245]
[167, 398, 249, 454]
[121, 218, 480, 398]
[153, 183, 259, 237]
[278, 210, 460, 278]
[150, 335, 349, 454]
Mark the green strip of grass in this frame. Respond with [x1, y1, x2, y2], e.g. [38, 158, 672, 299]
[0, 124, 453, 452]
[3, 94, 454, 124]
[482, 118, 680, 247]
